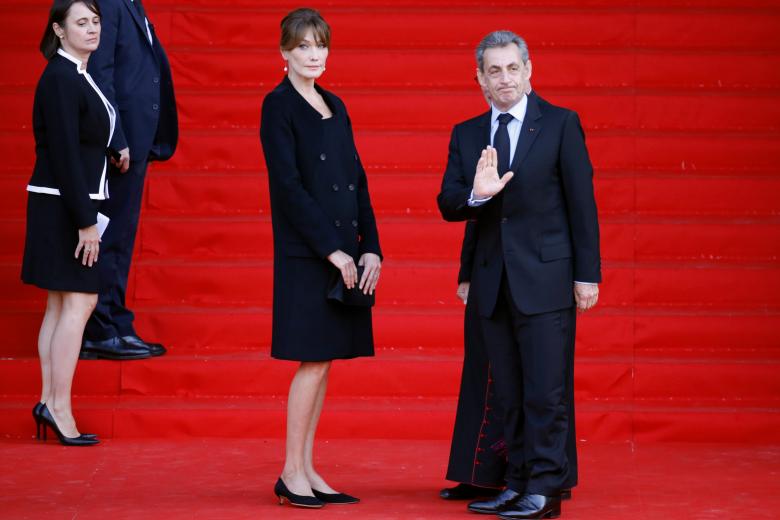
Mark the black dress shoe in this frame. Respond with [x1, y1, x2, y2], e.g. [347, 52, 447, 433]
[440, 483, 502, 500]
[80, 337, 151, 360]
[273, 478, 323, 508]
[122, 335, 167, 357]
[468, 488, 522, 514]
[498, 494, 561, 519]
[312, 488, 359, 504]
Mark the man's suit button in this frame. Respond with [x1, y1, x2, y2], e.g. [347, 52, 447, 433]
[332, 184, 339, 191]
[320, 153, 327, 161]
[153, 77, 159, 84]
[334, 220, 341, 227]
[500, 217, 508, 223]
[152, 104, 159, 110]
[351, 220, 358, 228]
[348, 184, 355, 191]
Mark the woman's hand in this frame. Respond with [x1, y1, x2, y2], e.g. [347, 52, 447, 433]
[75, 225, 100, 267]
[111, 147, 130, 173]
[456, 281, 470, 304]
[358, 253, 382, 295]
[328, 250, 357, 289]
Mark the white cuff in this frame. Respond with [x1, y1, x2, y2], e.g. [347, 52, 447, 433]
[467, 189, 492, 207]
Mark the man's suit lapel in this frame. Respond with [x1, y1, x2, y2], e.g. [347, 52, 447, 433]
[122, 0, 153, 49]
[510, 93, 542, 173]
[475, 109, 492, 158]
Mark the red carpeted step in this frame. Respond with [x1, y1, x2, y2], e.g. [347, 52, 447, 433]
[2, 396, 779, 441]
[144, 172, 641, 219]
[173, 89, 780, 133]
[5, 306, 778, 361]
[0, 352, 641, 402]
[132, 217, 780, 265]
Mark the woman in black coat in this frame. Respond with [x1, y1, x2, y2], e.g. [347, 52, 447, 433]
[21, 0, 116, 447]
[259, 8, 382, 508]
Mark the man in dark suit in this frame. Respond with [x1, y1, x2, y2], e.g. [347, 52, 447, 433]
[437, 30, 600, 519]
[82, 0, 178, 360]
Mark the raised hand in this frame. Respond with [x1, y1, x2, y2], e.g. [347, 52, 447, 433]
[473, 146, 514, 199]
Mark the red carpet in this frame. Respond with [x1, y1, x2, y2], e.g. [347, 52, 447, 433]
[1, 0, 779, 446]
[1, 439, 779, 519]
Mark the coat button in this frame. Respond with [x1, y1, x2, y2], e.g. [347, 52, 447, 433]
[152, 104, 159, 110]
[500, 217, 508, 223]
[351, 220, 358, 228]
[334, 220, 341, 227]
[153, 77, 159, 84]
[332, 184, 339, 191]
[348, 184, 355, 191]
[320, 153, 327, 161]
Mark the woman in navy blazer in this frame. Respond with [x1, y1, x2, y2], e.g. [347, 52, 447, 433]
[21, 0, 116, 446]
[260, 8, 381, 508]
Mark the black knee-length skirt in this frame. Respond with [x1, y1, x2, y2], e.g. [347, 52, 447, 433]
[271, 255, 374, 361]
[21, 193, 100, 293]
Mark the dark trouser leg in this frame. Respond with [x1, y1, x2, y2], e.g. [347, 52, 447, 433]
[84, 158, 148, 341]
[479, 291, 527, 493]
[479, 282, 572, 495]
[563, 315, 578, 489]
[446, 295, 507, 487]
[519, 306, 573, 495]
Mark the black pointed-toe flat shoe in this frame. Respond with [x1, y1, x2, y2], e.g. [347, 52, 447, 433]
[468, 488, 522, 514]
[312, 489, 360, 504]
[39, 405, 99, 447]
[497, 494, 561, 519]
[440, 483, 502, 500]
[274, 478, 324, 508]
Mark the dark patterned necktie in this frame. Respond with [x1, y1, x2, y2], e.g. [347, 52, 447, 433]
[494, 113, 514, 175]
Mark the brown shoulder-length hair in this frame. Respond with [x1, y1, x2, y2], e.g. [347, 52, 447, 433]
[280, 7, 330, 50]
[40, 0, 101, 60]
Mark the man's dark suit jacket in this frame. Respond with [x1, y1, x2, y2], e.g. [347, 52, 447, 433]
[87, 0, 177, 162]
[438, 92, 601, 318]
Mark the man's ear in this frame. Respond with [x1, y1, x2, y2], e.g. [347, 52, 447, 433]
[476, 68, 487, 88]
[525, 60, 533, 81]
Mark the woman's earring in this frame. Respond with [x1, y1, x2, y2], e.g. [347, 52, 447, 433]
[283, 63, 288, 72]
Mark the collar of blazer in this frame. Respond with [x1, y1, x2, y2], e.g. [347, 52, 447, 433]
[281, 75, 344, 121]
[123, 0, 154, 48]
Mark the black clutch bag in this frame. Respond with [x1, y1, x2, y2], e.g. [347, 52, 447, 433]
[327, 265, 375, 307]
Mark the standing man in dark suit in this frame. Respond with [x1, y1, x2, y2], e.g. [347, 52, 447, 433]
[81, 0, 178, 360]
[437, 30, 600, 519]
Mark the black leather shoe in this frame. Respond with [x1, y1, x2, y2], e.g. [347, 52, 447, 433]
[440, 483, 502, 500]
[33, 402, 97, 440]
[468, 488, 522, 514]
[274, 478, 323, 508]
[122, 335, 166, 357]
[312, 488, 359, 504]
[497, 494, 561, 519]
[80, 337, 151, 360]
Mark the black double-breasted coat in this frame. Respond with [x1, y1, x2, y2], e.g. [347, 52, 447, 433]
[260, 77, 381, 361]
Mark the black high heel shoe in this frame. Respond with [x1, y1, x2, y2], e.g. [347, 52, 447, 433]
[39, 405, 99, 446]
[312, 488, 360, 504]
[274, 478, 323, 508]
[33, 402, 97, 441]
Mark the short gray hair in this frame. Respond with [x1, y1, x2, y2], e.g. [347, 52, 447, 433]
[475, 31, 529, 72]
